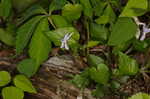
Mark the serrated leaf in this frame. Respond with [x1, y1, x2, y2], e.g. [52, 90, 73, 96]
[16, 16, 44, 54]
[0, 71, 11, 87]
[87, 54, 104, 67]
[17, 59, 37, 77]
[51, 15, 71, 28]
[14, 75, 37, 93]
[79, 0, 93, 17]
[29, 18, 51, 67]
[128, 93, 150, 99]
[89, 64, 110, 85]
[49, 0, 66, 13]
[0, 28, 15, 46]
[19, 5, 47, 24]
[62, 3, 82, 22]
[46, 27, 80, 49]
[2, 86, 24, 99]
[90, 22, 108, 41]
[120, 0, 148, 17]
[108, 17, 137, 46]
[118, 52, 139, 76]
[1, 0, 12, 19]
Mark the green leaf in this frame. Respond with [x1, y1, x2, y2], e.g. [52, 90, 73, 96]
[6, 23, 16, 35]
[0, 4, 2, 16]
[2, 86, 24, 99]
[0, 28, 15, 46]
[1, 0, 12, 19]
[128, 93, 150, 99]
[19, 5, 47, 24]
[51, 15, 71, 28]
[49, 0, 66, 13]
[87, 41, 100, 48]
[79, 0, 93, 17]
[108, 17, 137, 46]
[46, 27, 80, 49]
[14, 75, 37, 93]
[110, 0, 120, 8]
[119, 76, 130, 83]
[89, 64, 110, 85]
[62, 3, 82, 22]
[29, 18, 51, 67]
[90, 22, 108, 41]
[0, 71, 11, 87]
[92, 85, 104, 97]
[17, 59, 37, 77]
[112, 41, 131, 54]
[71, 74, 89, 89]
[12, 0, 37, 13]
[95, 16, 109, 25]
[16, 16, 44, 54]
[149, 0, 150, 11]
[95, 4, 116, 24]
[133, 40, 148, 52]
[90, 0, 107, 16]
[118, 52, 139, 76]
[110, 81, 120, 89]
[71, 68, 89, 89]
[120, 0, 148, 17]
[87, 54, 104, 67]
[112, 69, 120, 76]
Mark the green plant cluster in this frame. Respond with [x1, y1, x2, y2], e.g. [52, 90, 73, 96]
[71, 52, 139, 97]
[129, 93, 150, 99]
[0, 71, 36, 99]
[0, 0, 150, 98]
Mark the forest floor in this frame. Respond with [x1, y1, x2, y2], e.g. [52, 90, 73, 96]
[0, 44, 150, 99]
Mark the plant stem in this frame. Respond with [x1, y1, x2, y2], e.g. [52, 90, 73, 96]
[48, 16, 56, 29]
[83, 16, 92, 57]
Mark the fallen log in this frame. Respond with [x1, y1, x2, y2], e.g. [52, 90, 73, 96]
[0, 55, 95, 99]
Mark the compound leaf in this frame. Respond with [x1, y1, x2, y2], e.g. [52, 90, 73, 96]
[16, 16, 44, 54]
[29, 18, 51, 67]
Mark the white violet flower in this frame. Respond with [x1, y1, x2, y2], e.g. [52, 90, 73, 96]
[141, 25, 150, 41]
[60, 32, 73, 50]
[134, 17, 150, 41]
